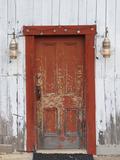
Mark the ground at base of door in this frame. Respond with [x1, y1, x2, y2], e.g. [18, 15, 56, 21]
[0, 152, 120, 160]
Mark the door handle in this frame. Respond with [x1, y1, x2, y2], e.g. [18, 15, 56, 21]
[36, 85, 41, 100]
[35, 73, 41, 101]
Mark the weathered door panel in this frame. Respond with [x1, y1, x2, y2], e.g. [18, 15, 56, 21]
[35, 36, 85, 149]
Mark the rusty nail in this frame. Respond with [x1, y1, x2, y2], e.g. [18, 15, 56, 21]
[91, 28, 94, 31]
[77, 30, 80, 34]
[40, 32, 43, 35]
[26, 29, 30, 32]
[64, 29, 67, 32]
[53, 29, 56, 32]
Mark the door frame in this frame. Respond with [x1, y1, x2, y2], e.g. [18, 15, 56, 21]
[23, 25, 96, 154]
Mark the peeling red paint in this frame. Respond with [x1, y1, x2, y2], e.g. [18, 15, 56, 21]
[25, 25, 96, 154]
[35, 36, 85, 149]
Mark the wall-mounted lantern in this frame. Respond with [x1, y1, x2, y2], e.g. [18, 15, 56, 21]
[9, 29, 18, 59]
[101, 27, 111, 58]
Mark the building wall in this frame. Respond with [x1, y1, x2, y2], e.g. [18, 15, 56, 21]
[0, 0, 120, 155]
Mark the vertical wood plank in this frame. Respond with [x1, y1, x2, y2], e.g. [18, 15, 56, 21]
[25, 36, 36, 151]
[7, 0, 18, 75]
[0, 77, 8, 119]
[0, 0, 8, 75]
[60, 0, 78, 25]
[78, 0, 87, 24]
[115, 0, 120, 144]
[8, 76, 17, 137]
[105, 0, 116, 77]
[0, 0, 10, 144]
[95, 0, 106, 146]
[85, 33, 96, 154]
[41, 0, 52, 25]
[17, 76, 25, 149]
[34, 0, 52, 25]
[34, 0, 60, 25]
[7, 0, 16, 33]
[115, 77, 120, 144]
[33, 0, 43, 25]
[115, 0, 120, 75]
[16, 0, 34, 149]
[115, 0, 120, 143]
[104, 0, 117, 145]
[86, 0, 96, 24]
[96, 0, 106, 79]
[51, 0, 60, 25]
[17, 37, 25, 76]
[104, 77, 116, 144]
[96, 78, 106, 145]
[0, 77, 14, 144]
[16, 0, 34, 27]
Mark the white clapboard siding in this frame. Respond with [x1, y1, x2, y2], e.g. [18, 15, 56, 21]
[8, 76, 18, 136]
[115, 0, 120, 144]
[86, 0, 96, 24]
[0, 0, 8, 75]
[16, 37, 25, 76]
[116, 0, 120, 75]
[60, 0, 78, 25]
[104, 0, 117, 145]
[104, 77, 116, 145]
[96, 0, 106, 79]
[15, 0, 34, 147]
[105, 0, 116, 77]
[96, 78, 106, 145]
[0, 77, 8, 119]
[51, 0, 60, 25]
[115, 77, 120, 144]
[17, 75, 25, 136]
[35, 0, 52, 25]
[33, 0, 43, 25]
[78, 0, 87, 25]
[0, 0, 120, 154]
[7, 0, 16, 33]
[7, 0, 17, 75]
[16, 0, 34, 27]
[16, 0, 33, 75]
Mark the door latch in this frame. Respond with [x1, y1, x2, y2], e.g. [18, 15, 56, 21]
[36, 85, 41, 100]
[36, 73, 41, 101]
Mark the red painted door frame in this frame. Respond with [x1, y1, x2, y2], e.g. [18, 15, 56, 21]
[23, 25, 96, 154]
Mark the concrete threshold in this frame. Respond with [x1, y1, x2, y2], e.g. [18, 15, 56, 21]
[0, 152, 32, 160]
[36, 149, 87, 154]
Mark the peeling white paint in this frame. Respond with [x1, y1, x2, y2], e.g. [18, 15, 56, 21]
[0, 0, 120, 155]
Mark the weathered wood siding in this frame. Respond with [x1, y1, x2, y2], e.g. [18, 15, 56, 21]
[0, 0, 120, 155]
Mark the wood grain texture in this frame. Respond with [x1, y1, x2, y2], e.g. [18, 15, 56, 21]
[51, 0, 60, 25]
[85, 34, 96, 154]
[0, 0, 8, 75]
[115, 0, 120, 75]
[25, 36, 36, 151]
[60, 0, 78, 25]
[86, 0, 97, 24]
[0, 0, 120, 155]
[24, 26, 96, 153]
[78, 0, 87, 25]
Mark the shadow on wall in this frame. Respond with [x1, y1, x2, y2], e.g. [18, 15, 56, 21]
[98, 113, 120, 145]
[0, 115, 24, 151]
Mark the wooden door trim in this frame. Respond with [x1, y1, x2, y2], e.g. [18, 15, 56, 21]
[23, 25, 96, 154]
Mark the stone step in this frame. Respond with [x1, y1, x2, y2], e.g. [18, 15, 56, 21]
[0, 152, 120, 160]
[0, 144, 13, 154]
[0, 153, 32, 160]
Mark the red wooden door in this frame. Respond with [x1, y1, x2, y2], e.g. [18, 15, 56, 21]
[34, 36, 86, 149]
